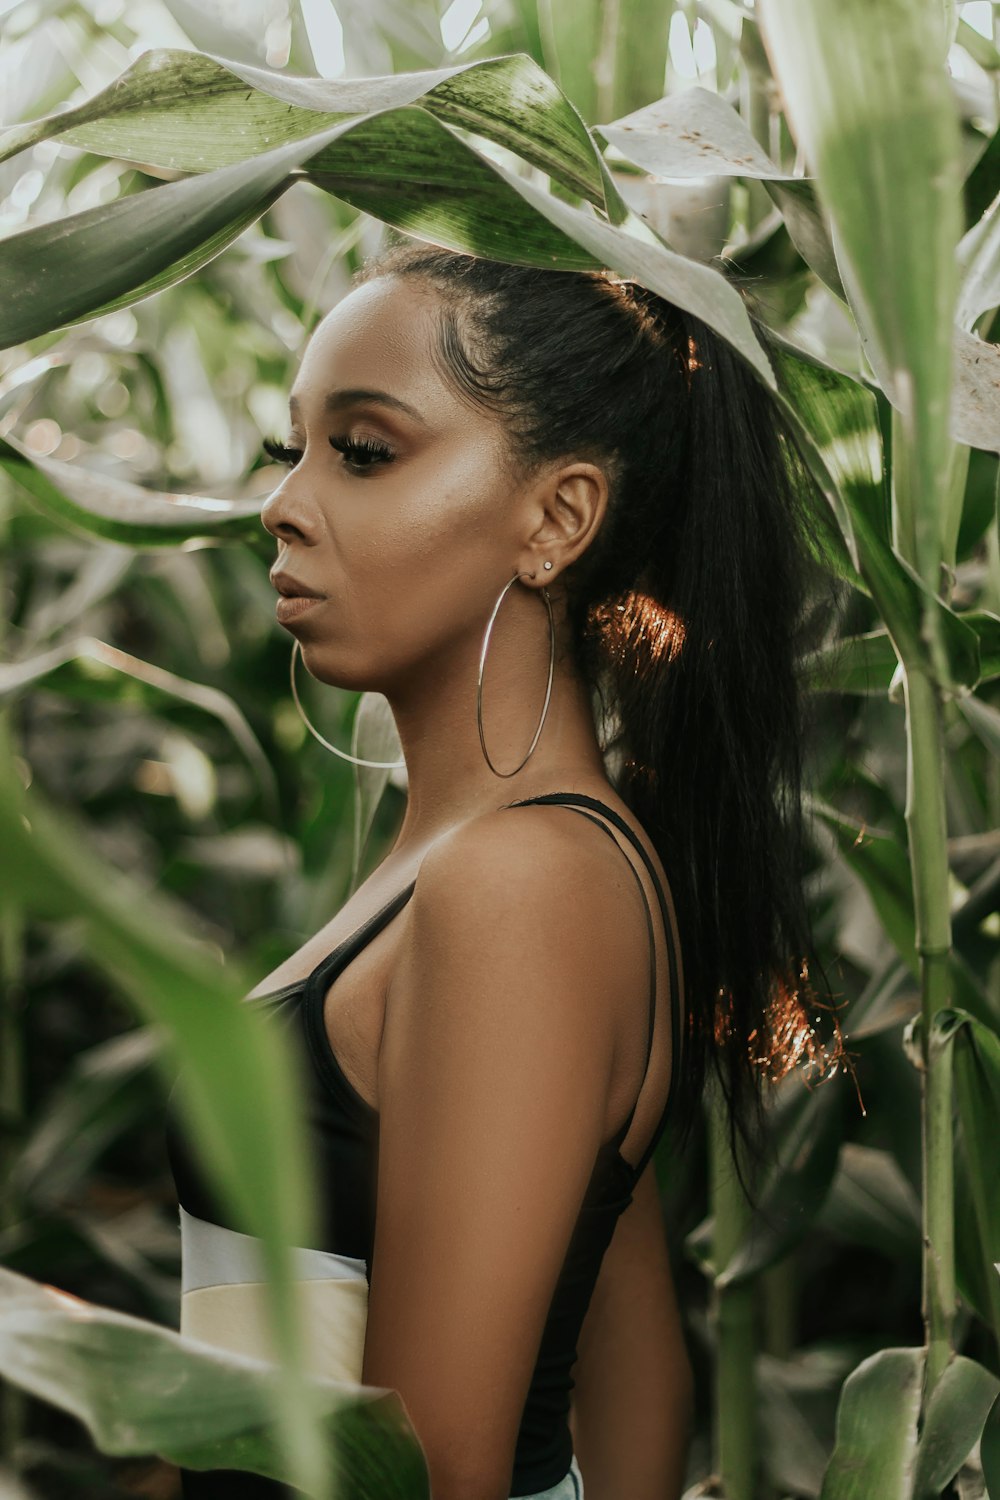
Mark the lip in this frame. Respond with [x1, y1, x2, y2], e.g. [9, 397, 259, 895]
[269, 570, 327, 600]
[275, 594, 326, 623]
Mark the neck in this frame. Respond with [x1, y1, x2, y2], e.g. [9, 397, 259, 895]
[382, 593, 608, 857]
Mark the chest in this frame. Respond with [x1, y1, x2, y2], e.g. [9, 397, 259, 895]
[252, 890, 416, 1109]
[316, 911, 413, 1106]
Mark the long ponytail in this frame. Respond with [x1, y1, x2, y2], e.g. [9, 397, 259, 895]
[580, 299, 846, 1188]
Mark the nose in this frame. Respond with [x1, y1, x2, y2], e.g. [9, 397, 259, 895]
[260, 481, 313, 544]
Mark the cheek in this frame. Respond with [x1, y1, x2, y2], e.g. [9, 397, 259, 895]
[364, 453, 506, 594]
[321, 440, 513, 678]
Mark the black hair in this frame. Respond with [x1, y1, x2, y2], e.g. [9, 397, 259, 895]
[351, 236, 848, 1205]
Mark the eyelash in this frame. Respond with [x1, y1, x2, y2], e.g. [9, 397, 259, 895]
[262, 433, 396, 474]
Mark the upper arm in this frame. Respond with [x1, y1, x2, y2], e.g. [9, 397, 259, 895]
[570, 1159, 695, 1500]
[362, 809, 643, 1500]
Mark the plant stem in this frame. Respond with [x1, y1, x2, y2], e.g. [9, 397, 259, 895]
[738, 28, 774, 234]
[0, 890, 26, 1467]
[760, 1250, 797, 1360]
[708, 1075, 758, 1500]
[902, 662, 956, 1398]
[595, 0, 622, 126]
[0, 489, 26, 1468]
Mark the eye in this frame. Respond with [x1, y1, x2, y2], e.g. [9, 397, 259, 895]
[262, 435, 302, 468]
[260, 433, 396, 475]
[329, 433, 396, 474]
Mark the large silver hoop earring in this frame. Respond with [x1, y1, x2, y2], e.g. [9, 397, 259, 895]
[477, 571, 555, 778]
[289, 638, 406, 769]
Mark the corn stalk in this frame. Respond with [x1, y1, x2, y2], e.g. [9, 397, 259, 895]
[707, 1076, 758, 1500]
[760, 0, 966, 1438]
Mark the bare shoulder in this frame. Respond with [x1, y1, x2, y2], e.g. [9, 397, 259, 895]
[385, 800, 651, 1042]
[415, 799, 630, 907]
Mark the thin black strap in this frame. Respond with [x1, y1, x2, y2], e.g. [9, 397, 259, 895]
[504, 792, 682, 1082]
[251, 883, 417, 1003]
[550, 806, 657, 1142]
[310, 882, 417, 989]
[505, 792, 682, 1173]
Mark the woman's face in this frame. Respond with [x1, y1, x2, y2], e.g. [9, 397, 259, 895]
[260, 274, 527, 697]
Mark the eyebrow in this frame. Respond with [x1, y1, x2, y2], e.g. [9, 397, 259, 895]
[288, 387, 429, 427]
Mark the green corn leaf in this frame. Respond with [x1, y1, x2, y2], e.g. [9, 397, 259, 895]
[0, 170, 295, 350]
[597, 83, 844, 298]
[14, 1027, 164, 1205]
[0, 90, 774, 399]
[0, 1263, 427, 1498]
[802, 629, 901, 697]
[807, 800, 993, 1027]
[957, 16, 1000, 73]
[955, 1128, 998, 1337]
[820, 1346, 924, 1499]
[599, 83, 792, 182]
[957, 186, 1000, 330]
[802, 611, 1000, 697]
[602, 85, 1000, 461]
[841, 319, 1000, 462]
[0, 47, 621, 222]
[598, 0, 675, 129]
[982, 1391, 1000, 1496]
[947, 1008, 1000, 1349]
[957, 691, 1000, 761]
[715, 1068, 844, 1289]
[766, 332, 982, 695]
[912, 1354, 1000, 1499]
[0, 432, 262, 545]
[536, 0, 599, 123]
[816, 1144, 921, 1261]
[304, 107, 776, 390]
[765, 331, 878, 583]
[952, 330, 1000, 457]
[842, 955, 919, 1043]
[809, 796, 920, 969]
[300, 102, 604, 269]
[0, 755, 307, 1252]
[758, 0, 962, 597]
[758, 1350, 839, 1500]
[0, 118, 378, 350]
[536, 0, 675, 127]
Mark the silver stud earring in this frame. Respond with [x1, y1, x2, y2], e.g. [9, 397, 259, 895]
[543, 561, 553, 571]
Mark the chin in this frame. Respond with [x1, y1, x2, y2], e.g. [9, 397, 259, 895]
[296, 641, 385, 695]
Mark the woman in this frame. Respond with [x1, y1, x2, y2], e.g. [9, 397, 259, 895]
[166, 237, 837, 1500]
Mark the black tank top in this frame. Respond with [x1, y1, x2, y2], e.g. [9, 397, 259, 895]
[164, 792, 683, 1498]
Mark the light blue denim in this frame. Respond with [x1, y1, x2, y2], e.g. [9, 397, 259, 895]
[516, 1454, 583, 1499]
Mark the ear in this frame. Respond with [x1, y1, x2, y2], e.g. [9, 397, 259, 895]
[518, 461, 609, 583]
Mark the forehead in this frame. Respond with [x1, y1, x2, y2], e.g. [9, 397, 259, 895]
[290, 275, 452, 418]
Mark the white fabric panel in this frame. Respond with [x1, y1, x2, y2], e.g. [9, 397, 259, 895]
[179, 1205, 368, 1384]
[181, 1278, 369, 1386]
[179, 1204, 367, 1294]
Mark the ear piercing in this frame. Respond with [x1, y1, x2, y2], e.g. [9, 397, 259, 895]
[543, 561, 553, 571]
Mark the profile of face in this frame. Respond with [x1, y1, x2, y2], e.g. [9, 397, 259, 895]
[260, 274, 546, 702]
